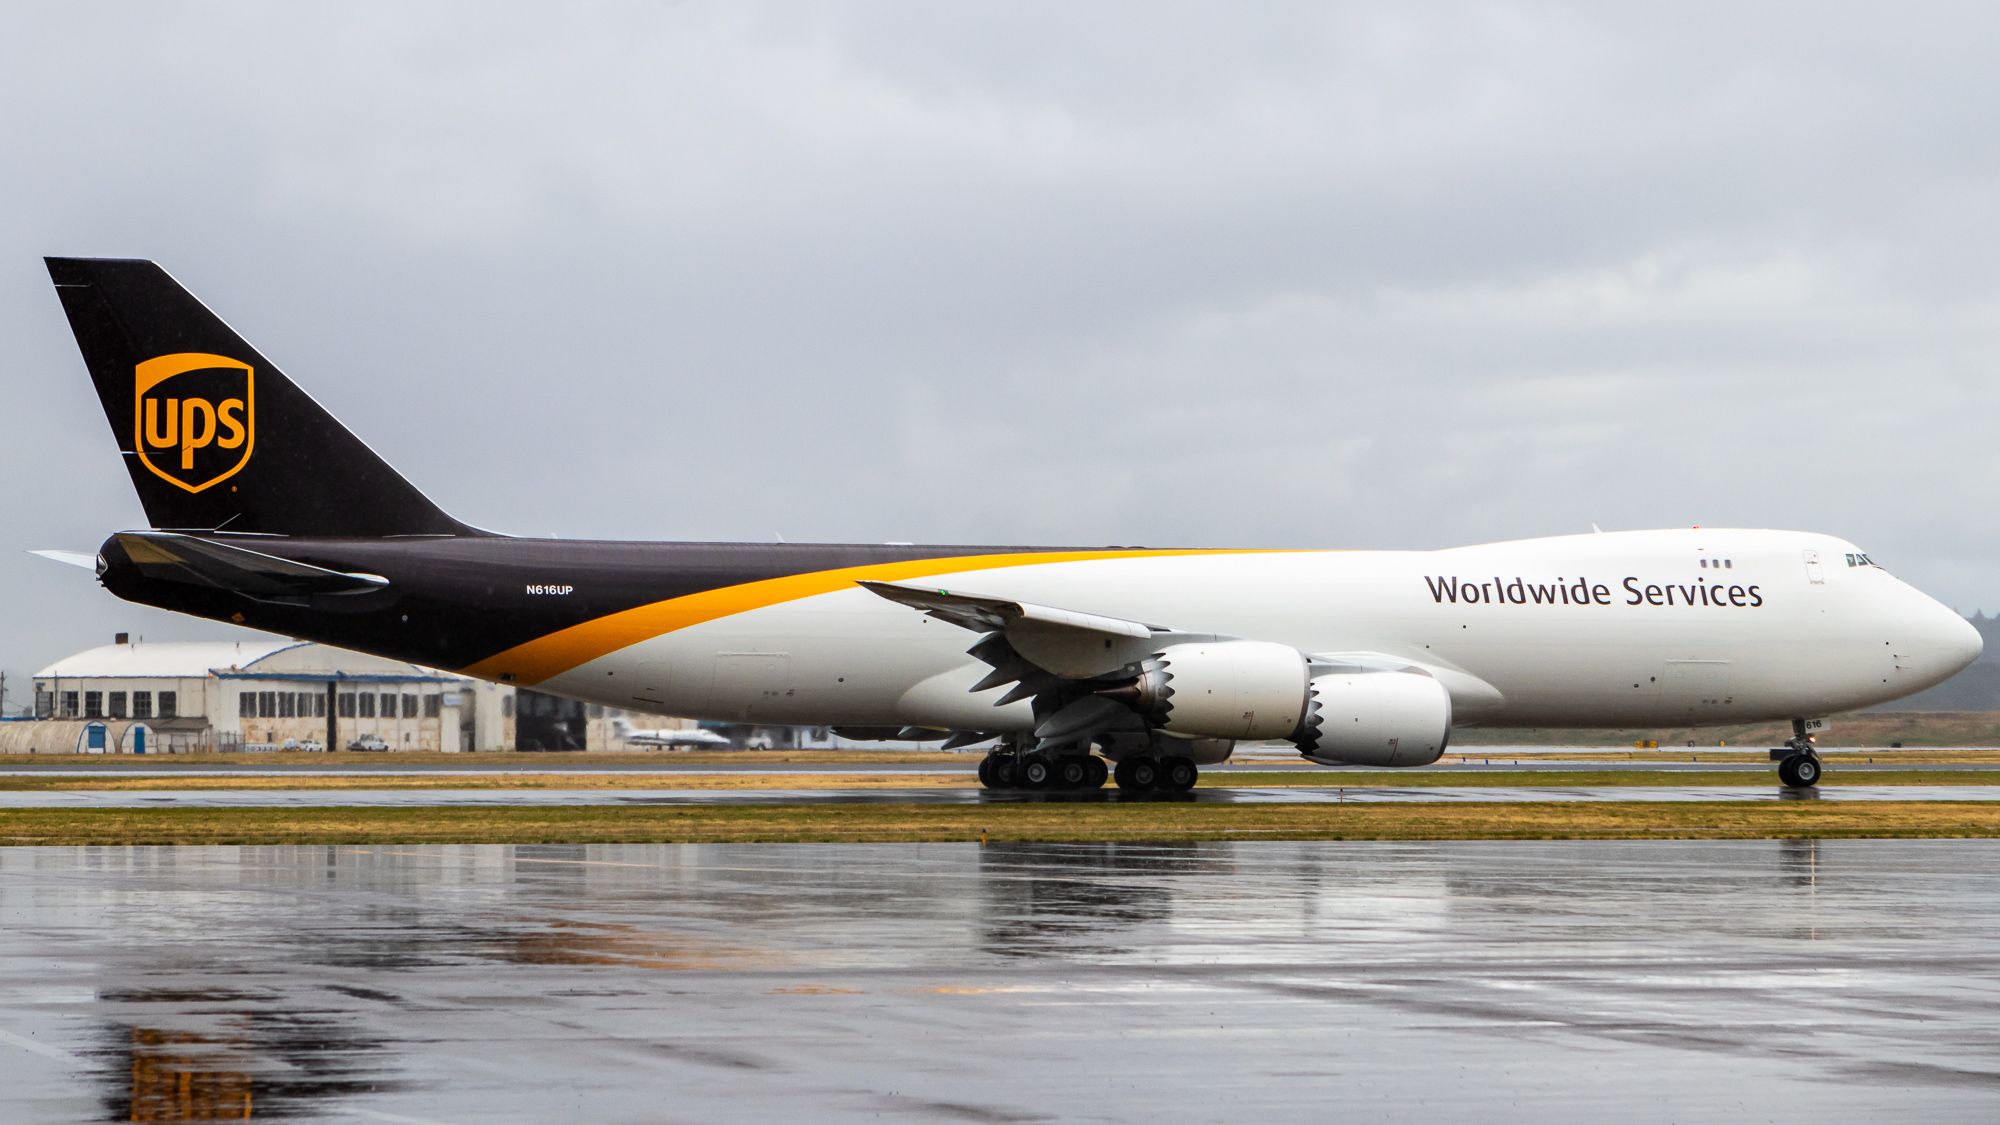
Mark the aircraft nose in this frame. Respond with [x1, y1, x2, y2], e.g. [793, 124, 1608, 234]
[1937, 606, 1985, 675]
[1909, 594, 1983, 683]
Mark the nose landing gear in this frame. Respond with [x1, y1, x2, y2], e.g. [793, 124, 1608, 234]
[1771, 719, 1824, 789]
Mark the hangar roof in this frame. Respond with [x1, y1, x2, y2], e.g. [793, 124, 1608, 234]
[36, 640, 299, 679]
[34, 641, 457, 681]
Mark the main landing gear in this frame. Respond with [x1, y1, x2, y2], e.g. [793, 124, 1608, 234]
[977, 750, 1199, 792]
[979, 750, 1107, 792]
[1771, 719, 1824, 790]
[1111, 756, 1198, 793]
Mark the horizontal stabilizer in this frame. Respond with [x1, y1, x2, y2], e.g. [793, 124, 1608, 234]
[112, 531, 389, 600]
[30, 549, 99, 571]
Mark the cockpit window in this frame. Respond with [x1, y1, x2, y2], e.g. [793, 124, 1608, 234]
[1845, 552, 1882, 569]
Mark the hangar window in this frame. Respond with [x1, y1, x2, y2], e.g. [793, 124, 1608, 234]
[84, 691, 102, 718]
[278, 693, 296, 718]
[60, 692, 79, 719]
[424, 694, 441, 718]
[359, 693, 376, 718]
[35, 690, 53, 719]
[502, 694, 515, 718]
[158, 692, 177, 719]
[402, 693, 418, 719]
[239, 692, 256, 717]
[312, 693, 327, 718]
[380, 692, 397, 719]
[133, 692, 152, 720]
[259, 691, 276, 718]
[337, 692, 355, 718]
[108, 692, 127, 719]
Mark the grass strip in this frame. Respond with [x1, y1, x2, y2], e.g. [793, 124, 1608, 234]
[1, 770, 1995, 792]
[0, 801, 1995, 846]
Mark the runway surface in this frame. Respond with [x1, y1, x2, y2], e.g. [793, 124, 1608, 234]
[3, 784, 1999, 808]
[1, 840, 1995, 1122]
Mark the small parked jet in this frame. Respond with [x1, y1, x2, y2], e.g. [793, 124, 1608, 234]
[41, 259, 1981, 791]
[610, 717, 731, 749]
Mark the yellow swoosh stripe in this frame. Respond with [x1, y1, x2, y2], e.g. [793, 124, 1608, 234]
[463, 548, 1277, 685]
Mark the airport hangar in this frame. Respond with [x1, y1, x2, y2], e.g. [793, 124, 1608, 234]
[2, 637, 699, 754]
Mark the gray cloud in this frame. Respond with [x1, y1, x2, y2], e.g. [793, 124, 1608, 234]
[4, 2, 1998, 699]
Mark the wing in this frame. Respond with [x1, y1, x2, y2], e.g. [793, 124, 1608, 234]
[859, 579, 1216, 750]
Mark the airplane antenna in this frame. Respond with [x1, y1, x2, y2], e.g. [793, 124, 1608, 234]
[1590, 523, 1603, 534]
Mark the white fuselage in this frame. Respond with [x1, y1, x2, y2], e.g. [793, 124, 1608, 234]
[538, 529, 1981, 733]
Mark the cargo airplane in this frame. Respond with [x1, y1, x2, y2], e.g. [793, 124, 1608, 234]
[40, 258, 1982, 790]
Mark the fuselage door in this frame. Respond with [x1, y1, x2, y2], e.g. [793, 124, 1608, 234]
[1803, 549, 1825, 585]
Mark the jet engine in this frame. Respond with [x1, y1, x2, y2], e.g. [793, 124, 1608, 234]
[1100, 642, 1454, 766]
[1108, 641, 1311, 740]
[1291, 671, 1452, 767]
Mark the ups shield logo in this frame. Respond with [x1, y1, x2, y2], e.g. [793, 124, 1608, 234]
[134, 353, 254, 493]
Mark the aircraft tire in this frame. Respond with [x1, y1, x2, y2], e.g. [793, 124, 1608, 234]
[1779, 754, 1821, 789]
[1085, 757, 1108, 789]
[1019, 756, 1053, 789]
[992, 757, 1017, 788]
[1163, 757, 1198, 792]
[1055, 756, 1091, 789]
[977, 756, 996, 789]
[1121, 759, 1159, 792]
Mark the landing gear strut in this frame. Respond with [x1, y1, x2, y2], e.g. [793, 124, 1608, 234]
[1771, 720, 1823, 789]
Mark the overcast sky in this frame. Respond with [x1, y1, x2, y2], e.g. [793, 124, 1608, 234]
[4, 3, 1998, 706]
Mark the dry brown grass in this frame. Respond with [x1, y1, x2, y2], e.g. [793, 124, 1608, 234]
[0, 800, 1993, 846]
[1, 768, 1993, 792]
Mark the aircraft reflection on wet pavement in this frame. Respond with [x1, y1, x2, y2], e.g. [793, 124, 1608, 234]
[2, 841, 1997, 1122]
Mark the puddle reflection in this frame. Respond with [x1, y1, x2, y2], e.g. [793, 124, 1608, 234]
[95, 990, 391, 1122]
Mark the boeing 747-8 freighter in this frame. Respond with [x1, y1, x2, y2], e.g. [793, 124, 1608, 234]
[40, 258, 1981, 790]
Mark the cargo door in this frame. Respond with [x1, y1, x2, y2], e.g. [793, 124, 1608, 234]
[713, 652, 794, 721]
[1803, 550, 1825, 585]
[1662, 659, 1733, 715]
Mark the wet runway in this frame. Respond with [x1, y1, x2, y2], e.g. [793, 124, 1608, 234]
[3, 784, 2000, 808]
[2, 840, 1996, 1122]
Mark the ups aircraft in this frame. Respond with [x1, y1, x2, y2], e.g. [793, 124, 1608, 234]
[40, 258, 1982, 790]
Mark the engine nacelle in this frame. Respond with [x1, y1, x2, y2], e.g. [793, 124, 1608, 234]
[1120, 641, 1310, 741]
[1291, 672, 1452, 767]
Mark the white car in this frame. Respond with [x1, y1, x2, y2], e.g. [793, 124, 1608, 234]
[346, 735, 390, 752]
[282, 738, 326, 752]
